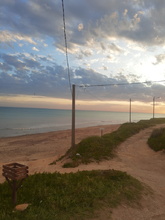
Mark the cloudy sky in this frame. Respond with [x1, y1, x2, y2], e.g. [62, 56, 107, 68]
[0, 0, 165, 112]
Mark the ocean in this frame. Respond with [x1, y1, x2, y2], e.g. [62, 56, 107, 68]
[0, 106, 165, 138]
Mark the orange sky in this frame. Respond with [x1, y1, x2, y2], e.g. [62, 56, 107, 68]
[0, 94, 164, 114]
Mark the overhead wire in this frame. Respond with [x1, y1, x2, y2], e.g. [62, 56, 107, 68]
[61, 0, 72, 95]
[61, 0, 165, 97]
[74, 79, 165, 103]
[77, 79, 165, 88]
[84, 87, 106, 102]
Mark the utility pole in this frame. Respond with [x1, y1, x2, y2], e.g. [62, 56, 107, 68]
[153, 96, 161, 119]
[72, 84, 75, 148]
[129, 98, 132, 123]
[153, 96, 155, 119]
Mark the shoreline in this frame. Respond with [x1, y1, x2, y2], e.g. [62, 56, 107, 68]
[0, 124, 120, 183]
[0, 122, 121, 139]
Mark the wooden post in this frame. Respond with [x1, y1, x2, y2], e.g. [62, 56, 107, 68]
[72, 84, 75, 148]
[129, 98, 132, 123]
[153, 96, 155, 119]
[12, 180, 17, 206]
[2, 163, 28, 206]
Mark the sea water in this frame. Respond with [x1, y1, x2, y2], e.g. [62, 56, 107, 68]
[0, 106, 165, 138]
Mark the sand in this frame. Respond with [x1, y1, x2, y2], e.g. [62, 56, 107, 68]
[0, 123, 165, 220]
[0, 124, 120, 181]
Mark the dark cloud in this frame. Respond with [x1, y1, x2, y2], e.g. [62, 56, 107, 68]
[1, 0, 165, 105]
[1, 54, 26, 70]
[108, 43, 123, 53]
[1, 0, 165, 51]
[68, 0, 165, 46]
[0, 62, 12, 71]
[1, 53, 42, 71]
[0, 0, 62, 40]
[1, 52, 164, 102]
[76, 49, 93, 59]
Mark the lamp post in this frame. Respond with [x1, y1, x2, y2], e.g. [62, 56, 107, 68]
[153, 96, 160, 119]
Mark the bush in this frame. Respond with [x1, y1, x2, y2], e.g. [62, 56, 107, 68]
[148, 127, 165, 151]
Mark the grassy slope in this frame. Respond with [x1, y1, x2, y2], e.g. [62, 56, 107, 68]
[0, 170, 144, 220]
[63, 118, 165, 167]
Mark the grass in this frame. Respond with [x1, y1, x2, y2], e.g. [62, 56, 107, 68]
[148, 127, 165, 151]
[63, 118, 165, 167]
[0, 170, 145, 220]
[2, 119, 162, 219]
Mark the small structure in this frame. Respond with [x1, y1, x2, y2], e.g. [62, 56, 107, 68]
[2, 163, 28, 206]
[100, 128, 104, 137]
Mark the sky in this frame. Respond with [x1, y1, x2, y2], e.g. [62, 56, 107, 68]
[0, 0, 165, 113]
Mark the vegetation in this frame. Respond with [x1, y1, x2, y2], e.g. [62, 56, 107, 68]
[2, 119, 164, 219]
[63, 118, 165, 167]
[0, 170, 145, 220]
[148, 127, 165, 152]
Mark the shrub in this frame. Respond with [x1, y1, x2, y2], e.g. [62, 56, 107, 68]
[148, 127, 165, 151]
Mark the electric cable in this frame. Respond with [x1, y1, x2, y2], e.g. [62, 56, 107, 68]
[77, 79, 165, 88]
[61, 0, 72, 95]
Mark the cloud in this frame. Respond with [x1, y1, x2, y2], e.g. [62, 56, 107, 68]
[102, 66, 108, 71]
[0, 0, 64, 38]
[78, 23, 84, 31]
[1, 0, 165, 107]
[1, 53, 41, 71]
[76, 49, 93, 59]
[153, 54, 165, 65]
[108, 43, 123, 53]
[0, 62, 12, 71]
[0, 30, 37, 45]
[32, 47, 39, 51]
[1, 54, 26, 70]
[1, 0, 165, 51]
[0, 52, 164, 103]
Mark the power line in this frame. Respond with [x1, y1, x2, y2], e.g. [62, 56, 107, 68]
[61, 0, 72, 95]
[80, 86, 105, 102]
[77, 79, 165, 88]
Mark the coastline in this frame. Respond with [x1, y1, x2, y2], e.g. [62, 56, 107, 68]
[1, 123, 165, 219]
[0, 124, 120, 183]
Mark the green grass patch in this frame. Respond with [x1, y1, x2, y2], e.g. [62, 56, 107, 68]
[63, 118, 165, 167]
[148, 127, 165, 151]
[0, 170, 145, 220]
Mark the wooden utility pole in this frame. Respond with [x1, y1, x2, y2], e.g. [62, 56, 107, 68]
[72, 84, 75, 148]
[129, 98, 132, 123]
[153, 96, 155, 119]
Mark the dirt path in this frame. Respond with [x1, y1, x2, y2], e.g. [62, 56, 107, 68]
[50, 124, 165, 220]
[55, 124, 165, 219]
[114, 125, 165, 194]
[94, 124, 165, 220]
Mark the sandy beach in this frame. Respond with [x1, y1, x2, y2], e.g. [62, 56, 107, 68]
[1, 123, 165, 220]
[0, 124, 120, 182]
